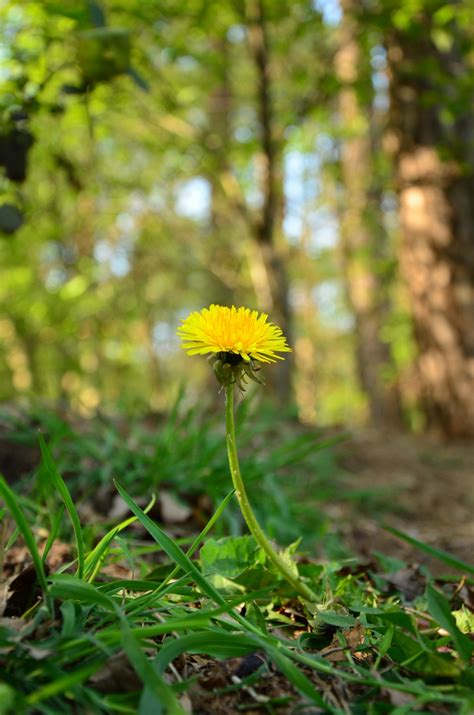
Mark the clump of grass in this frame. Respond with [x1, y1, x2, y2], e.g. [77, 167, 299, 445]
[1, 430, 473, 713]
[0, 397, 348, 551]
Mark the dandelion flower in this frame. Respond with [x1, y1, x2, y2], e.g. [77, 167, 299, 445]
[177, 304, 291, 364]
[176, 305, 315, 601]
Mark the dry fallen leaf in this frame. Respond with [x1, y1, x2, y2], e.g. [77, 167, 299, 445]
[159, 491, 192, 524]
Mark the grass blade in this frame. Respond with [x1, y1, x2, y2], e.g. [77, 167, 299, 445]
[83, 495, 156, 582]
[39, 433, 85, 579]
[114, 482, 267, 636]
[264, 645, 332, 712]
[383, 525, 474, 575]
[154, 489, 236, 596]
[49, 573, 119, 612]
[42, 504, 64, 564]
[114, 481, 227, 607]
[153, 631, 260, 671]
[120, 620, 186, 715]
[0, 476, 50, 609]
[26, 658, 105, 706]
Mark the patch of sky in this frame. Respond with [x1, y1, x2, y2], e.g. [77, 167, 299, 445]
[313, 0, 341, 26]
[313, 280, 355, 331]
[289, 284, 309, 311]
[0, 45, 10, 81]
[315, 132, 339, 162]
[284, 149, 338, 252]
[285, 151, 319, 202]
[245, 183, 263, 211]
[128, 191, 147, 215]
[186, 106, 207, 129]
[94, 240, 131, 278]
[371, 45, 389, 111]
[382, 191, 397, 213]
[94, 240, 113, 264]
[45, 268, 68, 291]
[175, 177, 210, 221]
[98, 137, 116, 154]
[227, 25, 246, 43]
[382, 191, 399, 233]
[235, 126, 254, 143]
[152, 321, 180, 356]
[310, 210, 339, 251]
[176, 55, 199, 71]
[116, 212, 135, 233]
[94, 211, 137, 278]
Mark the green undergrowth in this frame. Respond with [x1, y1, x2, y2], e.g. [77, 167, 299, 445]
[0, 406, 473, 713]
[0, 395, 357, 552]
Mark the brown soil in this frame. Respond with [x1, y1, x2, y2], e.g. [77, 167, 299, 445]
[336, 429, 474, 573]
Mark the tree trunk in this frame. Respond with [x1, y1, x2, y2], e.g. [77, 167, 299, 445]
[206, 38, 239, 304]
[246, 0, 292, 404]
[386, 14, 474, 437]
[336, 0, 402, 427]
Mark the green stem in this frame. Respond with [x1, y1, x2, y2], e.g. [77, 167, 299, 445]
[225, 384, 317, 602]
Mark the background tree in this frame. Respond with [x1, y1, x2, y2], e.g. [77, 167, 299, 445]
[2, 0, 472, 437]
[380, 0, 474, 437]
[335, 0, 401, 427]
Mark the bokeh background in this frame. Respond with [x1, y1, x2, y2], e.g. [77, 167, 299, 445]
[1, 0, 473, 438]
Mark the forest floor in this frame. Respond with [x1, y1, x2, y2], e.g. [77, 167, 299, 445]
[338, 430, 474, 571]
[1, 409, 473, 714]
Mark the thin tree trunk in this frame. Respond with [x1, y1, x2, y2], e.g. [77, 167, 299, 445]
[207, 38, 238, 304]
[336, 0, 401, 427]
[246, 0, 292, 404]
[386, 14, 474, 437]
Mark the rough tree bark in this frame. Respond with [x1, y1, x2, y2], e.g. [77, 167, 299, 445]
[336, 0, 402, 427]
[386, 10, 474, 437]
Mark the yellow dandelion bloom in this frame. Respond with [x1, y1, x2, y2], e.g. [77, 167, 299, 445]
[177, 304, 291, 364]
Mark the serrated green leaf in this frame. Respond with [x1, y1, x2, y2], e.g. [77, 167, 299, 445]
[315, 610, 357, 628]
[200, 535, 263, 579]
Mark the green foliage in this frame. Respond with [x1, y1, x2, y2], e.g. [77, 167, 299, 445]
[427, 583, 474, 663]
[1, 398, 349, 550]
[76, 28, 131, 84]
[0, 425, 473, 712]
[0, 0, 377, 423]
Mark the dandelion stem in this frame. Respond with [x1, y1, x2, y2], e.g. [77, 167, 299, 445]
[225, 384, 317, 602]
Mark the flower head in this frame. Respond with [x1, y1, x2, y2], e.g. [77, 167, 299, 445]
[177, 304, 291, 387]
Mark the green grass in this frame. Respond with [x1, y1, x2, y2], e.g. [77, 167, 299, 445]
[0, 403, 473, 713]
[0, 395, 350, 550]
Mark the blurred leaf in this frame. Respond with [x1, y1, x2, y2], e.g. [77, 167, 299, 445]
[427, 583, 474, 663]
[87, 0, 107, 28]
[0, 204, 23, 235]
[76, 28, 131, 83]
[383, 526, 474, 576]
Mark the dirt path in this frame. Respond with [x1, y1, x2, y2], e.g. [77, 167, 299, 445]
[337, 430, 473, 572]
